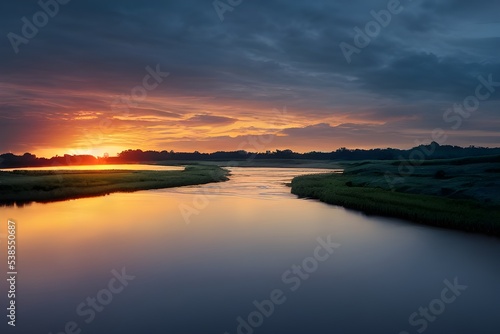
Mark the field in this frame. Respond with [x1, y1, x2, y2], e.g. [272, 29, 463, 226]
[291, 156, 500, 236]
[0, 165, 228, 206]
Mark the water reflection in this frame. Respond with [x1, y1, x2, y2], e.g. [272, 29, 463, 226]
[0, 168, 498, 334]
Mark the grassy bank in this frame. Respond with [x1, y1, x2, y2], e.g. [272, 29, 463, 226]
[0, 165, 229, 205]
[291, 157, 500, 236]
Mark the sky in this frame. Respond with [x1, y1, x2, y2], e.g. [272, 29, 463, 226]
[1, 0, 499, 157]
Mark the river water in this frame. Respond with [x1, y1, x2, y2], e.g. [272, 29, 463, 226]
[0, 167, 498, 334]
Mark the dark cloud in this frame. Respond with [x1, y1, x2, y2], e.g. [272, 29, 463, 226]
[0, 0, 499, 153]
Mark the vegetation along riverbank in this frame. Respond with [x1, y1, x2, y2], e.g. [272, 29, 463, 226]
[291, 155, 500, 236]
[0, 165, 229, 206]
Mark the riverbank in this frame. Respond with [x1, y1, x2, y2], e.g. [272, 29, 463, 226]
[291, 156, 500, 236]
[0, 165, 229, 206]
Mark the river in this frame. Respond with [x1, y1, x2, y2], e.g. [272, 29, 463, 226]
[0, 167, 498, 334]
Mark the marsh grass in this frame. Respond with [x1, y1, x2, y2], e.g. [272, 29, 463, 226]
[0, 165, 229, 206]
[291, 160, 500, 236]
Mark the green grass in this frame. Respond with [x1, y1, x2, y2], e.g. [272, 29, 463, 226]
[0, 165, 229, 205]
[417, 154, 500, 166]
[291, 161, 500, 236]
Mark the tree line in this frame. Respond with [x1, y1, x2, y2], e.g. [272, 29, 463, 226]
[1, 142, 499, 168]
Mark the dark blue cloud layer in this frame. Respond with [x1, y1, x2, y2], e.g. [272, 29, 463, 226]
[0, 0, 499, 152]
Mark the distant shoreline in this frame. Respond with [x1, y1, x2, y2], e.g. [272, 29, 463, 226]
[0, 160, 344, 170]
[2, 143, 500, 169]
[154, 160, 344, 169]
